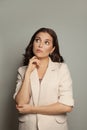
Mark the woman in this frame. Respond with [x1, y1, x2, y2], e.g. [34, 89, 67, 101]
[13, 27, 74, 130]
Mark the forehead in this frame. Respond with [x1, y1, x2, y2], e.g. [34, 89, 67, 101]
[35, 32, 53, 41]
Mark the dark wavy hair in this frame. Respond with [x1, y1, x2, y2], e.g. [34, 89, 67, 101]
[23, 27, 64, 65]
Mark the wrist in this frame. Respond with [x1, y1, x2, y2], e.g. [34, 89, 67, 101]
[25, 69, 31, 76]
[31, 106, 38, 114]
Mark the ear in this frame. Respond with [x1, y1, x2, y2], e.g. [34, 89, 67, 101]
[50, 46, 55, 54]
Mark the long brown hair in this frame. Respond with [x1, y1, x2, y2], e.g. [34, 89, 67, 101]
[23, 27, 64, 65]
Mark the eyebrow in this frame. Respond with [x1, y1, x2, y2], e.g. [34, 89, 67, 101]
[35, 36, 52, 42]
[35, 36, 41, 39]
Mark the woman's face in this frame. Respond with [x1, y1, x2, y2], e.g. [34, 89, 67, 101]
[33, 32, 55, 59]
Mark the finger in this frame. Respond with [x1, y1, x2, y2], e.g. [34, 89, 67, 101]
[29, 56, 37, 63]
[32, 59, 40, 65]
[16, 104, 24, 108]
[32, 56, 37, 59]
[30, 56, 38, 61]
[30, 58, 40, 66]
[16, 107, 23, 113]
[16, 104, 18, 109]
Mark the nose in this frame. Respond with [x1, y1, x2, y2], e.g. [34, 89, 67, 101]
[38, 42, 43, 48]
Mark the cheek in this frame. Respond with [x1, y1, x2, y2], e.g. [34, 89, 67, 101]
[33, 43, 35, 48]
[44, 47, 52, 53]
[32, 43, 36, 53]
[33, 43, 37, 50]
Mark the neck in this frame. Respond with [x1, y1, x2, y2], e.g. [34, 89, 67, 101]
[38, 57, 49, 68]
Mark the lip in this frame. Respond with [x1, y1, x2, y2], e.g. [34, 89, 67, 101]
[36, 49, 43, 53]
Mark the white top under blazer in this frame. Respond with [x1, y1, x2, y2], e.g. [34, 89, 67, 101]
[13, 58, 74, 130]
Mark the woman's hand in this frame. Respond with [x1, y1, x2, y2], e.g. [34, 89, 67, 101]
[16, 102, 72, 115]
[26, 56, 40, 74]
[16, 104, 32, 114]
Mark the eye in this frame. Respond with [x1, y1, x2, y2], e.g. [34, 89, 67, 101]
[45, 41, 50, 45]
[35, 38, 40, 43]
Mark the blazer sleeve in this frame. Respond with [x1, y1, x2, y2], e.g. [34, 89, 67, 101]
[58, 63, 74, 106]
[13, 67, 25, 100]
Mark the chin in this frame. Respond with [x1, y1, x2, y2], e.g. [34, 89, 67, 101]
[35, 54, 44, 58]
[34, 53, 49, 59]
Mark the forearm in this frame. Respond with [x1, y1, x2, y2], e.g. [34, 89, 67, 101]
[31, 102, 72, 115]
[15, 71, 31, 105]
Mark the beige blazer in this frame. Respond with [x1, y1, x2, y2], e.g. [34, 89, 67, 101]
[13, 58, 74, 130]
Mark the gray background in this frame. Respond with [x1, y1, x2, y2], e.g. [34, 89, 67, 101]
[0, 0, 87, 130]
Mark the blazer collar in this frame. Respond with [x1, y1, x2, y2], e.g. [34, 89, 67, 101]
[48, 57, 57, 71]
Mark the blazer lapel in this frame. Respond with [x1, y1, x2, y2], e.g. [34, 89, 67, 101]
[41, 58, 57, 85]
[30, 68, 40, 106]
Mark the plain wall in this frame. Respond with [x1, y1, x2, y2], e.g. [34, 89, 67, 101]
[0, 0, 87, 130]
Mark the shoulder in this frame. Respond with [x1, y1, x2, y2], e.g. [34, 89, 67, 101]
[17, 66, 27, 76]
[61, 63, 70, 72]
[53, 62, 68, 70]
[53, 62, 71, 75]
[58, 63, 72, 80]
[60, 63, 69, 70]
